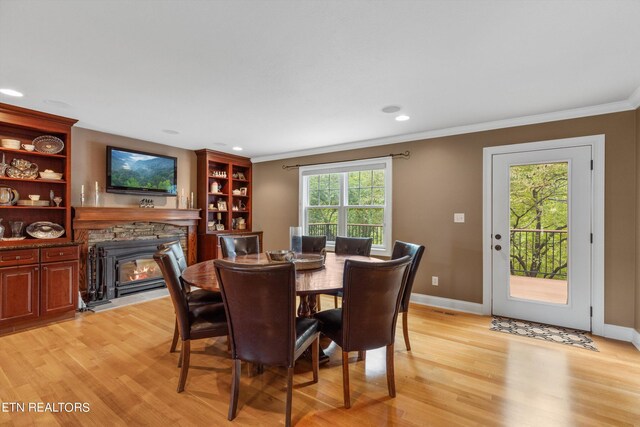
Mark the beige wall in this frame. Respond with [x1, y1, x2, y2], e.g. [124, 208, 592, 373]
[254, 111, 637, 328]
[636, 106, 640, 334]
[71, 127, 197, 208]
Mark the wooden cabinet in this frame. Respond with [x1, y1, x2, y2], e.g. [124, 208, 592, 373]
[0, 244, 79, 333]
[0, 102, 77, 246]
[0, 265, 39, 326]
[196, 149, 259, 261]
[41, 260, 78, 316]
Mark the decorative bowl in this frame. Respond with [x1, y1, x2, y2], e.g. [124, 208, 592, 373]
[26, 222, 65, 239]
[266, 250, 295, 262]
[1, 139, 21, 149]
[292, 253, 326, 271]
[39, 170, 63, 180]
[6, 158, 38, 179]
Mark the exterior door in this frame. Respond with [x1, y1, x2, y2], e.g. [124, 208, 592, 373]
[491, 146, 592, 330]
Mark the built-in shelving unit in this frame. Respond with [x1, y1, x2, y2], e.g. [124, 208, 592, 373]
[195, 149, 259, 261]
[0, 103, 77, 246]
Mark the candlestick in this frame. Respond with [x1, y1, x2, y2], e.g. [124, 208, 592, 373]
[190, 192, 194, 209]
[81, 184, 85, 207]
[94, 181, 100, 207]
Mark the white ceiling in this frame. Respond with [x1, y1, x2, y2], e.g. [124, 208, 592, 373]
[1, 0, 640, 161]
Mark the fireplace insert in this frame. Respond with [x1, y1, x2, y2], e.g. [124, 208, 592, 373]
[86, 238, 180, 305]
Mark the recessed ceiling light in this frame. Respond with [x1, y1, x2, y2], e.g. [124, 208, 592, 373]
[232, 146, 243, 151]
[0, 88, 24, 97]
[162, 129, 179, 135]
[395, 115, 410, 121]
[43, 99, 71, 108]
[381, 105, 401, 114]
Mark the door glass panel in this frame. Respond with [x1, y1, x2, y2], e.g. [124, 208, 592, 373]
[509, 163, 568, 304]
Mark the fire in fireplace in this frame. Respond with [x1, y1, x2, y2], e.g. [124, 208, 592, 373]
[86, 238, 181, 306]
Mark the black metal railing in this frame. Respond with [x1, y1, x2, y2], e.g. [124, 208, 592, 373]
[510, 229, 567, 279]
[307, 223, 384, 245]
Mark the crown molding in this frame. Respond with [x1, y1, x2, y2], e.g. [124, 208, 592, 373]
[628, 85, 640, 109]
[252, 86, 640, 163]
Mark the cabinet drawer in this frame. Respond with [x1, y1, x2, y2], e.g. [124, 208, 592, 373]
[41, 246, 79, 263]
[0, 249, 39, 267]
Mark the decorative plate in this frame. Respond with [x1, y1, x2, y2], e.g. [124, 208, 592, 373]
[17, 199, 50, 206]
[32, 135, 64, 154]
[26, 221, 65, 239]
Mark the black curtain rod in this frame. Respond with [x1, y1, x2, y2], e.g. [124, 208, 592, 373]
[282, 150, 410, 170]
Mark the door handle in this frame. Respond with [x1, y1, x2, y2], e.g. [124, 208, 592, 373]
[495, 245, 502, 251]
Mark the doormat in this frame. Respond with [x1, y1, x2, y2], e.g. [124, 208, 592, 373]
[491, 316, 598, 351]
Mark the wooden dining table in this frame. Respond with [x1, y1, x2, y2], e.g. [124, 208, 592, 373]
[181, 252, 382, 318]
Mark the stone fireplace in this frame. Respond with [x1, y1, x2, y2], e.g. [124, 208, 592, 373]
[72, 207, 200, 306]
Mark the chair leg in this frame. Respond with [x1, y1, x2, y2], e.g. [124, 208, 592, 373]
[386, 344, 396, 398]
[402, 311, 411, 351]
[311, 336, 319, 383]
[334, 295, 339, 308]
[177, 340, 191, 393]
[316, 295, 321, 311]
[342, 351, 351, 409]
[285, 367, 294, 427]
[228, 359, 241, 420]
[357, 350, 366, 362]
[177, 345, 183, 367]
[170, 318, 179, 353]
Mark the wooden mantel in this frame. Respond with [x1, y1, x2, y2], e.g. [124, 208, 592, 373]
[73, 207, 201, 301]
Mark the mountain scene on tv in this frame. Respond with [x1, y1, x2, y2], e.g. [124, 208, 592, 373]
[110, 149, 176, 193]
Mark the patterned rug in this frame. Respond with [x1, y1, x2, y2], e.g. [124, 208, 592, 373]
[491, 316, 598, 351]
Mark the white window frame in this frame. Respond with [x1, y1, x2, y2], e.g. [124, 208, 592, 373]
[299, 157, 392, 256]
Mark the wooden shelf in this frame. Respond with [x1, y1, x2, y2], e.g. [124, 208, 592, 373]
[0, 237, 70, 248]
[0, 176, 66, 184]
[0, 147, 66, 158]
[232, 194, 250, 198]
[208, 192, 228, 196]
[208, 176, 228, 180]
[1, 206, 66, 210]
[232, 178, 250, 183]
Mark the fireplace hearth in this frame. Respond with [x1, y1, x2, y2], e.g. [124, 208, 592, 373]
[87, 238, 177, 306]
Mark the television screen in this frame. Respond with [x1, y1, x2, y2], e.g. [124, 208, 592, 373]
[106, 146, 178, 196]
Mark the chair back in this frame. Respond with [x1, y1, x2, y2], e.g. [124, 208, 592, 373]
[154, 248, 191, 340]
[214, 260, 297, 366]
[334, 236, 372, 256]
[391, 241, 426, 312]
[157, 241, 187, 272]
[341, 256, 411, 351]
[301, 235, 326, 253]
[220, 235, 260, 258]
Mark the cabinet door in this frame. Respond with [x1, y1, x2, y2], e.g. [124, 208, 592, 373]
[0, 265, 39, 326]
[41, 261, 78, 316]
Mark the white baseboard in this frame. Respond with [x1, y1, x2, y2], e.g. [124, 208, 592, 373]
[410, 293, 484, 315]
[602, 323, 635, 342]
[632, 329, 640, 352]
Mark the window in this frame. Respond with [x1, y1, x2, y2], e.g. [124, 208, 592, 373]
[299, 157, 392, 256]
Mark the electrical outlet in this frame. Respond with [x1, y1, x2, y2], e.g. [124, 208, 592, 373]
[454, 213, 465, 223]
[432, 276, 439, 286]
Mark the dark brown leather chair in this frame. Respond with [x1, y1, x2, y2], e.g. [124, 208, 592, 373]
[214, 260, 319, 427]
[219, 235, 260, 258]
[313, 256, 411, 408]
[158, 241, 223, 353]
[154, 248, 228, 393]
[301, 235, 326, 253]
[331, 236, 374, 306]
[334, 236, 373, 256]
[391, 241, 426, 351]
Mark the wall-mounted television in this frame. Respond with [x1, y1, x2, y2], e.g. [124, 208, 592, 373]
[106, 146, 178, 196]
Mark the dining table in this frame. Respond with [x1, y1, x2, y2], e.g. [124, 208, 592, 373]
[181, 252, 382, 318]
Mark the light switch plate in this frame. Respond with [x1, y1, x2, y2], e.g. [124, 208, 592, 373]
[454, 213, 465, 223]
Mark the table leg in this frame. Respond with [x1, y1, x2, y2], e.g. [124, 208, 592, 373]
[297, 295, 330, 364]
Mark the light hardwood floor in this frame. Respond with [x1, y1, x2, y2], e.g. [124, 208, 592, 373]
[1, 297, 639, 426]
